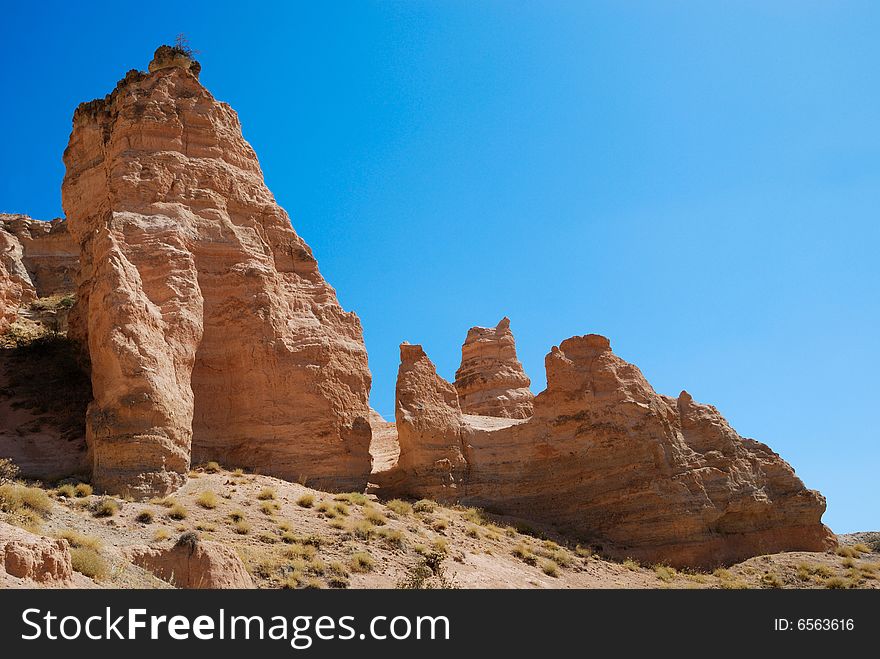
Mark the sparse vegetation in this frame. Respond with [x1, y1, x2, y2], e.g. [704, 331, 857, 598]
[257, 487, 276, 501]
[74, 483, 93, 498]
[824, 576, 853, 589]
[59, 530, 102, 551]
[233, 520, 251, 535]
[512, 543, 537, 566]
[622, 558, 640, 571]
[335, 492, 368, 506]
[377, 527, 405, 549]
[836, 545, 859, 558]
[152, 528, 171, 542]
[653, 565, 677, 583]
[539, 558, 559, 577]
[296, 494, 314, 508]
[70, 547, 109, 581]
[203, 461, 221, 473]
[350, 551, 375, 573]
[195, 491, 218, 509]
[55, 484, 77, 498]
[386, 499, 412, 516]
[363, 507, 387, 526]
[167, 503, 188, 520]
[228, 510, 246, 522]
[760, 572, 784, 588]
[0, 482, 54, 517]
[413, 499, 436, 513]
[135, 509, 154, 524]
[93, 497, 119, 518]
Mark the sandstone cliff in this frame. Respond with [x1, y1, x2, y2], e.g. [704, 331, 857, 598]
[61, 47, 372, 498]
[454, 317, 534, 419]
[0, 225, 34, 334]
[377, 333, 834, 568]
[0, 215, 78, 298]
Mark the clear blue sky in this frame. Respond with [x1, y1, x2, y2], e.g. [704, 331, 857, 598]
[1, 1, 877, 533]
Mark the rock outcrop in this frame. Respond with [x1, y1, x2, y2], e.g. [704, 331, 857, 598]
[0, 215, 78, 298]
[377, 334, 834, 568]
[0, 522, 76, 587]
[61, 47, 372, 498]
[0, 226, 34, 334]
[454, 317, 534, 419]
[123, 535, 254, 589]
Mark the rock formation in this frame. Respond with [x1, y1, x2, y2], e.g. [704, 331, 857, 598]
[454, 317, 534, 419]
[0, 522, 76, 587]
[61, 47, 372, 498]
[377, 333, 834, 568]
[123, 534, 254, 589]
[0, 215, 78, 298]
[0, 226, 34, 334]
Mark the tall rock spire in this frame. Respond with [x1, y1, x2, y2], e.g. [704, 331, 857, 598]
[62, 46, 372, 497]
[454, 317, 534, 419]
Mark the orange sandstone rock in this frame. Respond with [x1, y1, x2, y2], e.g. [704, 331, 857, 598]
[0, 522, 75, 586]
[123, 535, 254, 589]
[377, 333, 834, 568]
[454, 317, 534, 419]
[62, 47, 372, 498]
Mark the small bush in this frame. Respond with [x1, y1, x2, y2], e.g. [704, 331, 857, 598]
[130, 508, 152, 524]
[335, 492, 368, 506]
[328, 576, 350, 589]
[824, 576, 852, 589]
[364, 507, 387, 526]
[333, 502, 350, 517]
[233, 520, 251, 535]
[260, 501, 280, 515]
[512, 544, 537, 566]
[761, 572, 784, 588]
[836, 546, 859, 558]
[70, 547, 108, 581]
[0, 483, 54, 516]
[539, 559, 559, 577]
[465, 525, 480, 539]
[284, 543, 317, 561]
[152, 528, 172, 542]
[257, 487, 276, 501]
[853, 543, 871, 554]
[196, 491, 218, 509]
[228, 510, 246, 522]
[431, 518, 448, 532]
[575, 545, 592, 558]
[74, 483, 93, 498]
[653, 565, 677, 583]
[195, 522, 216, 532]
[386, 499, 412, 516]
[296, 494, 314, 508]
[348, 519, 375, 540]
[59, 530, 102, 551]
[167, 503, 188, 520]
[413, 499, 436, 513]
[460, 507, 485, 525]
[377, 527, 405, 549]
[55, 484, 77, 499]
[93, 498, 119, 518]
[203, 461, 221, 473]
[350, 552, 375, 573]
[622, 558, 640, 571]
[841, 557, 856, 569]
[720, 579, 750, 590]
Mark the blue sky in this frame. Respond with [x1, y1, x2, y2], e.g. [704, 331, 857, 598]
[1, 1, 877, 533]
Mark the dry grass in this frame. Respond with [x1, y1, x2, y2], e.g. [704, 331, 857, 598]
[335, 492, 369, 506]
[70, 547, 108, 581]
[622, 558, 640, 571]
[653, 565, 677, 583]
[195, 491, 218, 509]
[58, 530, 102, 551]
[203, 461, 221, 473]
[296, 494, 314, 508]
[233, 520, 251, 535]
[167, 503, 188, 520]
[135, 509, 154, 524]
[0, 482, 54, 516]
[260, 501, 280, 515]
[257, 487, 276, 501]
[350, 551, 376, 573]
[74, 483, 93, 497]
[386, 499, 412, 516]
[228, 510, 246, 522]
[55, 484, 77, 498]
[539, 558, 559, 577]
[152, 528, 171, 542]
[363, 507, 387, 526]
[93, 498, 119, 518]
[413, 499, 436, 513]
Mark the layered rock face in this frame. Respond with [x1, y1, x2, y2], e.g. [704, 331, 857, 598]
[62, 48, 372, 497]
[0, 215, 78, 298]
[0, 522, 76, 587]
[453, 317, 534, 419]
[378, 334, 834, 568]
[0, 225, 34, 334]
